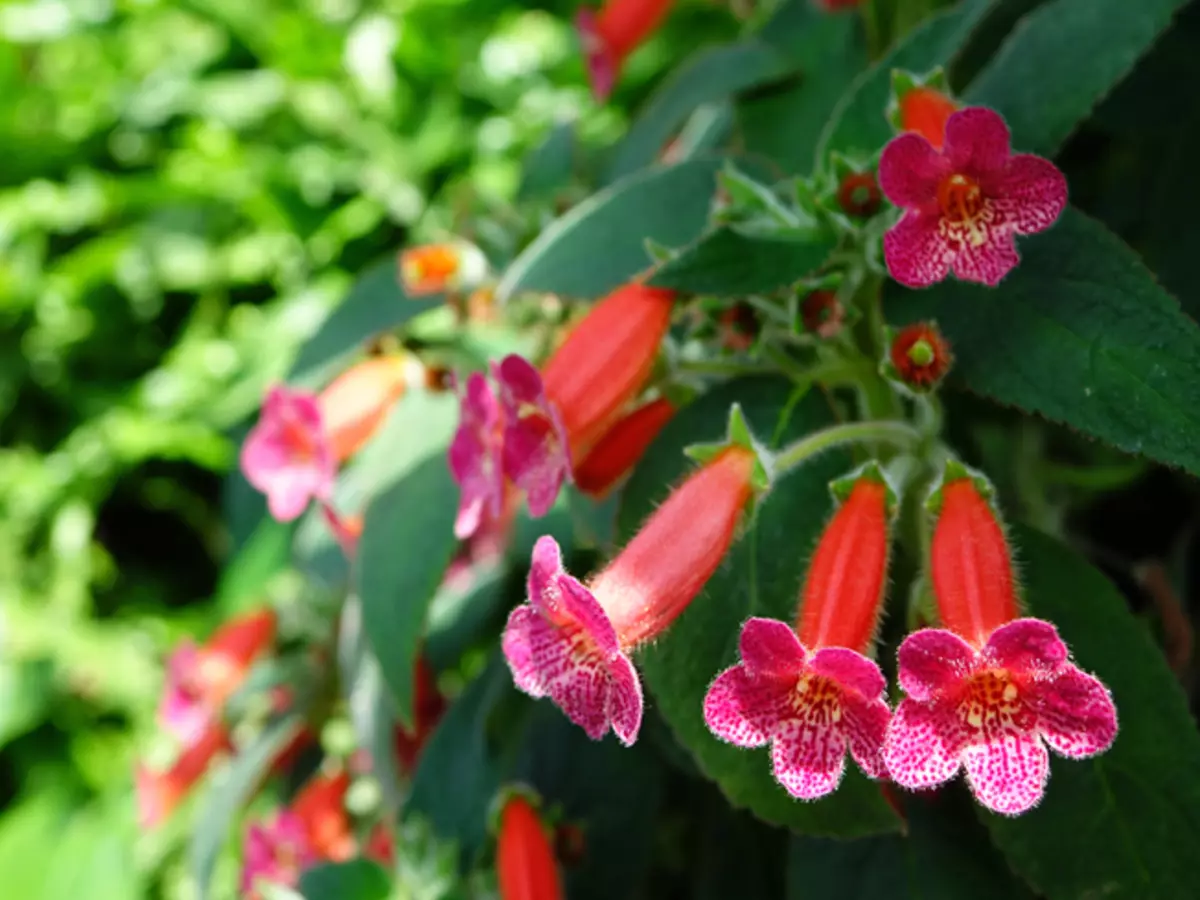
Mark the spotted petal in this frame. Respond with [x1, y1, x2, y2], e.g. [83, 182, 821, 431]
[949, 227, 1021, 287]
[810, 646, 886, 700]
[961, 731, 1050, 816]
[896, 628, 977, 701]
[1031, 665, 1118, 759]
[883, 211, 955, 288]
[771, 718, 848, 800]
[448, 373, 505, 539]
[739, 617, 807, 678]
[944, 107, 1011, 178]
[496, 355, 572, 518]
[878, 131, 947, 208]
[987, 152, 1068, 235]
[842, 690, 891, 781]
[984, 618, 1069, 678]
[703, 664, 794, 748]
[883, 698, 963, 790]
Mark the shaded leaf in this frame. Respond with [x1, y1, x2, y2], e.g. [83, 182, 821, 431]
[519, 121, 577, 202]
[649, 227, 835, 295]
[298, 859, 390, 900]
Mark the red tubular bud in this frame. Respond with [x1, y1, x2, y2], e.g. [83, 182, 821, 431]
[574, 397, 675, 497]
[578, 0, 675, 100]
[796, 479, 890, 653]
[290, 770, 355, 862]
[497, 795, 564, 900]
[899, 87, 959, 150]
[199, 609, 277, 706]
[930, 478, 1019, 647]
[318, 355, 415, 463]
[136, 722, 230, 828]
[541, 284, 675, 461]
[593, 447, 756, 647]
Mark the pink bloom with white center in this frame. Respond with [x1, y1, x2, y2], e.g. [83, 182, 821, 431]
[447, 372, 506, 539]
[494, 355, 573, 519]
[704, 618, 891, 799]
[884, 618, 1118, 816]
[241, 385, 335, 522]
[240, 810, 318, 898]
[878, 106, 1067, 288]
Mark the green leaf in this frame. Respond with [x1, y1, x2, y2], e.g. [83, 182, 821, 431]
[618, 376, 899, 837]
[649, 227, 835, 295]
[606, 41, 793, 184]
[983, 526, 1200, 900]
[298, 859, 391, 900]
[518, 120, 576, 202]
[817, 0, 994, 163]
[289, 258, 443, 389]
[887, 207, 1200, 477]
[496, 159, 726, 302]
[356, 452, 459, 728]
[191, 717, 304, 900]
[963, 0, 1190, 156]
[737, 6, 866, 175]
[406, 652, 509, 862]
[692, 801, 788, 900]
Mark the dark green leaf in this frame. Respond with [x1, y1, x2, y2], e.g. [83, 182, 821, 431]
[817, 0, 994, 163]
[496, 159, 725, 302]
[606, 42, 792, 183]
[649, 228, 835, 295]
[356, 452, 460, 728]
[963, 0, 1190, 156]
[518, 121, 577, 202]
[887, 207, 1200, 477]
[289, 259, 443, 389]
[693, 800, 788, 900]
[298, 859, 390, 900]
[191, 717, 304, 899]
[983, 526, 1200, 900]
[618, 377, 899, 836]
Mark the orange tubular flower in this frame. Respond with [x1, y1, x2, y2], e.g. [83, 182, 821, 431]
[574, 397, 675, 497]
[577, 0, 676, 100]
[136, 722, 231, 828]
[398, 241, 488, 296]
[317, 355, 417, 463]
[496, 795, 564, 900]
[898, 87, 959, 150]
[291, 770, 355, 862]
[540, 283, 676, 461]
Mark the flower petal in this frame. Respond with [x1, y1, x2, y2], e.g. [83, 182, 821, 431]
[984, 618, 1068, 678]
[949, 227, 1021, 286]
[883, 211, 955, 288]
[607, 651, 645, 746]
[496, 355, 572, 518]
[448, 373, 504, 539]
[878, 132, 947, 208]
[526, 536, 620, 657]
[703, 664, 794, 748]
[842, 691, 891, 780]
[944, 107, 1011, 178]
[961, 732, 1050, 816]
[500, 605, 558, 699]
[810, 646, 886, 700]
[241, 387, 334, 523]
[882, 698, 963, 790]
[738, 617, 807, 678]
[896, 628, 977, 701]
[1030, 665, 1118, 759]
[770, 719, 847, 800]
[986, 153, 1067, 235]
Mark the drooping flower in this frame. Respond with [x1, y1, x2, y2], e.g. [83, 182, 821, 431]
[888, 321, 953, 391]
[496, 793, 564, 900]
[448, 372, 506, 539]
[897, 86, 959, 149]
[573, 397, 675, 497]
[837, 171, 882, 218]
[317, 354, 420, 463]
[704, 475, 893, 799]
[398, 241, 489, 296]
[883, 473, 1118, 815]
[136, 721, 231, 828]
[576, 0, 676, 101]
[241, 386, 336, 522]
[240, 811, 318, 899]
[503, 445, 758, 745]
[879, 107, 1068, 288]
[496, 355, 573, 519]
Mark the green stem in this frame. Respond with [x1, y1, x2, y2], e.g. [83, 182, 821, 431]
[772, 419, 922, 478]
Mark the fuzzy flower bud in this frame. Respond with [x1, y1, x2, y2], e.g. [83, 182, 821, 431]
[317, 355, 421, 463]
[496, 793, 564, 900]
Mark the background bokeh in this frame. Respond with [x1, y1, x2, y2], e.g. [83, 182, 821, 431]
[0, 1, 731, 895]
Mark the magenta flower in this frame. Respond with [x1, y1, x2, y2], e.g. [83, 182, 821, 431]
[157, 641, 212, 745]
[494, 355, 572, 518]
[502, 536, 642, 745]
[883, 618, 1118, 816]
[241, 386, 335, 522]
[240, 810, 318, 897]
[704, 618, 891, 799]
[448, 372, 506, 539]
[878, 106, 1067, 288]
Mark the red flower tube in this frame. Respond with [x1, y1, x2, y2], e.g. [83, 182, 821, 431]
[503, 445, 757, 745]
[496, 794, 564, 900]
[577, 0, 676, 101]
[705, 472, 893, 800]
[318, 355, 417, 463]
[898, 86, 959, 150]
[574, 397, 675, 497]
[136, 721, 230, 828]
[290, 770, 355, 862]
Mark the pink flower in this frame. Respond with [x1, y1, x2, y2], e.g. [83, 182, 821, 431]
[241, 386, 335, 522]
[448, 372, 506, 540]
[494, 355, 572, 519]
[704, 618, 891, 799]
[157, 642, 212, 744]
[878, 107, 1067, 288]
[502, 536, 643, 745]
[240, 810, 318, 898]
[883, 618, 1118, 816]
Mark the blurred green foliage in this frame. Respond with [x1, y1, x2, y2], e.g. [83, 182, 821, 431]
[0, 1, 729, 895]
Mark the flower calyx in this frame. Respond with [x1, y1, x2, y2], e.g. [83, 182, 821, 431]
[683, 402, 772, 495]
